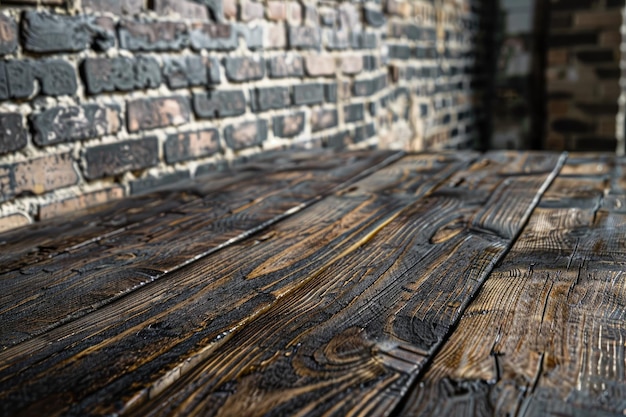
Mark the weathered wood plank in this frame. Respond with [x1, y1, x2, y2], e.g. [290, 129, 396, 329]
[0, 150, 400, 348]
[0, 152, 476, 417]
[116, 152, 562, 417]
[399, 154, 626, 417]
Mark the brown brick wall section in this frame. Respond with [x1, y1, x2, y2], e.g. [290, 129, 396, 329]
[0, 0, 490, 233]
[546, 0, 625, 151]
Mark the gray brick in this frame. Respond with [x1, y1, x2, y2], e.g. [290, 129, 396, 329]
[82, 56, 161, 94]
[311, 108, 338, 132]
[127, 96, 191, 132]
[163, 56, 219, 89]
[83, 137, 159, 180]
[35, 60, 78, 96]
[0, 113, 27, 155]
[130, 170, 191, 195]
[165, 128, 220, 163]
[119, 20, 188, 51]
[224, 119, 268, 150]
[189, 22, 237, 50]
[344, 103, 365, 123]
[0, 15, 18, 55]
[251, 87, 291, 112]
[268, 55, 304, 78]
[0, 61, 34, 100]
[293, 83, 324, 105]
[193, 90, 247, 118]
[225, 56, 265, 82]
[289, 26, 321, 49]
[273, 112, 305, 138]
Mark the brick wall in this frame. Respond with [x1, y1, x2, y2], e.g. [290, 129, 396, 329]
[545, 0, 624, 151]
[0, 0, 489, 232]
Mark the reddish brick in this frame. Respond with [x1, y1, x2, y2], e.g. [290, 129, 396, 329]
[83, 137, 159, 179]
[127, 96, 191, 132]
[0, 14, 18, 55]
[224, 120, 268, 150]
[153, 0, 209, 20]
[341, 55, 363, 75]
[165, 128, 220, 163]
[39, 187, 125, 220]
[599, 31, 621, 47]
[304, 55, 336, 76]
[241, 0, 264, 21]
[0, 213, 30, 233]
[223, 0, 238, 19]
[267, 24, 287, 49]
[267, 1, 287, 21]
[0, 153, 79, 202]
[547, 49, 568, 66]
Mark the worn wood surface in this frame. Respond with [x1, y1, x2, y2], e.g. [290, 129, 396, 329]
[399, 154, 626, 417]
[1, 150, 623, 417]
[0, 150, 399, 348]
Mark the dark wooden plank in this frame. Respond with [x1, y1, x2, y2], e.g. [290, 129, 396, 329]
[0, 150, 401, 348]
[120, 152, 564, 417]
[0, 152, 477, 417]
[399, 154, 626, 417]
[0, 149, 384, 271]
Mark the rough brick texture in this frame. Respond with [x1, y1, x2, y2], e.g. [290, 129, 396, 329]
[0, 0, 490, 232]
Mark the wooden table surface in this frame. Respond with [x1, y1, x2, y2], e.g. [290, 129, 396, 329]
[1, 149, 625, 417]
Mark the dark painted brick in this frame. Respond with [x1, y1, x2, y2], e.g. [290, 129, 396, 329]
[82, 56, 161, 94]
[163, 56, 219, 89]
[552, 118, 593, 134]
[224, 119, 268, 150]
[83, 137, 159, 180]
[119, 20, 188, 51]
[165, 128, 220, 163]
[0, 113, 27, 155]
[289, 26, 321, 49]
[388, 44, 411, 60]
[127, 96, 191, 132]
[576, 50, 614, 63]
[193, 90, 246, 118]
[344, 103, 365, 123]
[273, 111, 305, 137]
[189, 22, 236, 50]
[268, 55, 304, 78]
[130, 171, 190, 195]
[354, 123, 376, 143]
[0, 153, 79, 203]
[225, 56, 265, 82]
[251, 87, 291, 112]
[549, 32, 596, 47]
[404, 24, 421, 40]
[0, 60, 34, 100]
[364, 8, 385, 27]
[311, 108, 338, 132]
[0, 15, 18, 55]
[22, 11, 115, 53]
[325, 129, 352, 149]
[293, 83, 324, 105]
[35, 60, 78, 96]
[325, 83, 337, 102]
[31, 104, 121, 146]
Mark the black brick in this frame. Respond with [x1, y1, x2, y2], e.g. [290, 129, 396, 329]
[251, 87, 291, 112]
[119, 20, 188, 51]
[325, 83, 337, 102]
[0, 15, 18, 55]
[552, 118, 593, 134]
[0, 61, 34, 100]
[22, 11, 115, 53]
[576, 50, 614, 63]
[193, 90, 247, 118]
[273, 112, 305, 138]
[549, 32, 596, 47]
[165, 128, 220, 163]
[83, 137, 159, 180]
[130, 171, 191, 195]
[293, 83, 324, 105]
[82, 56, 161, 94]
[163, 56, 220, 89]
[595, 68, 620, 79]
[224, 119, 268, 150]
[364, 8, 385, 27]
[225, 56, 265, 82]
[607, 0, 625, 7]
[189, 23, 236, 50]
[354, 123, 376, 143]
[289, 26, 321, 49]
[31, 104, 121, 147]
[35, 60, 78, 96]
[344, 103, 365, 123]
[325, 129, 352, 149]
[0, 113, 27, 155]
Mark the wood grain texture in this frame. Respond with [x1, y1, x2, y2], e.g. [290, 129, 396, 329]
[0, 150, 400, 349]
[400, 154, 626, 417]
[122, 152, 563, 417]
[0, 152, 475, 417]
